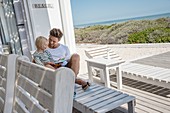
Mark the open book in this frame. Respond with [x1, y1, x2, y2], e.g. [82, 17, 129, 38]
[54, 58, 68, 66]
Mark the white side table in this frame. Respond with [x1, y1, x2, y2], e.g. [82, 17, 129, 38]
[86, 58, 125, 89]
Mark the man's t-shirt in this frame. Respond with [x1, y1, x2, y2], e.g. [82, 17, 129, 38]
[46, 44, 70, 64]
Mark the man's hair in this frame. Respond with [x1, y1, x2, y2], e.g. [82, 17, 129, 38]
[35, 36, 47, 49]
[49, 28, 63, 40]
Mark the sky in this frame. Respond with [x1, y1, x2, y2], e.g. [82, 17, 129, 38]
[71, 0, 170, 25]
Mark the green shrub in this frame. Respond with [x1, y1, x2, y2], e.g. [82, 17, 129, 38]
[127, 27, 170, 43]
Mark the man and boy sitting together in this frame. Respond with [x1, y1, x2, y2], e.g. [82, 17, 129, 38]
[33, 28, 90, 91]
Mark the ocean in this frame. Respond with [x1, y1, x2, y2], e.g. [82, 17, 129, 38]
[75, 12, 170, 28]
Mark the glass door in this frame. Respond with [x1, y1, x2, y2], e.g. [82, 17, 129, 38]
[2, 0, 22, 55]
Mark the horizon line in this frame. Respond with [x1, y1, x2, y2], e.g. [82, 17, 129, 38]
[75, 12, 170, 27]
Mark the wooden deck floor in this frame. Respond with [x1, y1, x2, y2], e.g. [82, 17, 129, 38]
[132, 51, 170, 69]
[110, 76, 170, 113]
[73, 74, 170, 113]
[74, 51, 170, 113]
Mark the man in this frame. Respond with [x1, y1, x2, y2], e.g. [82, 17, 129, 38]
[47, 28, 90, 90]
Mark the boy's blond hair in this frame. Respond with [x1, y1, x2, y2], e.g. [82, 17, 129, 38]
[35, 36, 47, 49]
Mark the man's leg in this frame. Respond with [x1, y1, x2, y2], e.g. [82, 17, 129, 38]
[68, 54, 89, 88]
[68, 53, 80, 76]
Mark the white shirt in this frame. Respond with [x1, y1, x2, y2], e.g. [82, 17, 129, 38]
[46, 44, 70, 63]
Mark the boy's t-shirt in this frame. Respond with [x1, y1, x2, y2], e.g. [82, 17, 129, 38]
[33, 50, 54, 66]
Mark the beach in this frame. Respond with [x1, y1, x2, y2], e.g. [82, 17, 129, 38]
[76, 43, 170, 75]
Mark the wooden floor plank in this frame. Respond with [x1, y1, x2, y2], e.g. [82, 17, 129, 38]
[135, 104, 160, 113]
[134, 94, 170, 111]
[132, 51, 170, 69]
[122, 86, 170, 105]
[121, 85, 170, 112]
[136, 99, 170, 113]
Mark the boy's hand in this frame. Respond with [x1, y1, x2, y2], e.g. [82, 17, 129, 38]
[46, 62, 61, 68]
[54, 63, 61, 68]
[46, 62, 55, 66]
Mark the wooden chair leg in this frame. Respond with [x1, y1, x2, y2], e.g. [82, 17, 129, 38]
[128, 100, 135, 113]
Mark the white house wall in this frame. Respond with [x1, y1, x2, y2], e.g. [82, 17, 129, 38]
[25, 0, 76, 53]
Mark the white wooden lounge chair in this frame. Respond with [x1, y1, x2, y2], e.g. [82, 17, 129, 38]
[85, 46, 170, 89]
[0, 54, 18, 113]
[85, 46, 123, 77]
[85, 46, 122, 60]
[12, 56, 75, 113]
[85, 46, 125, 89]
[0, 54, 75, 113]
[121, 62, 170, 89]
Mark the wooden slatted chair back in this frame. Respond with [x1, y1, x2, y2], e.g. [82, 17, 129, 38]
[12, 56, 75, 113]
[0, 54, 18, 113]
[85, 46, 122, 60]
[0, 55, 8, 112]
